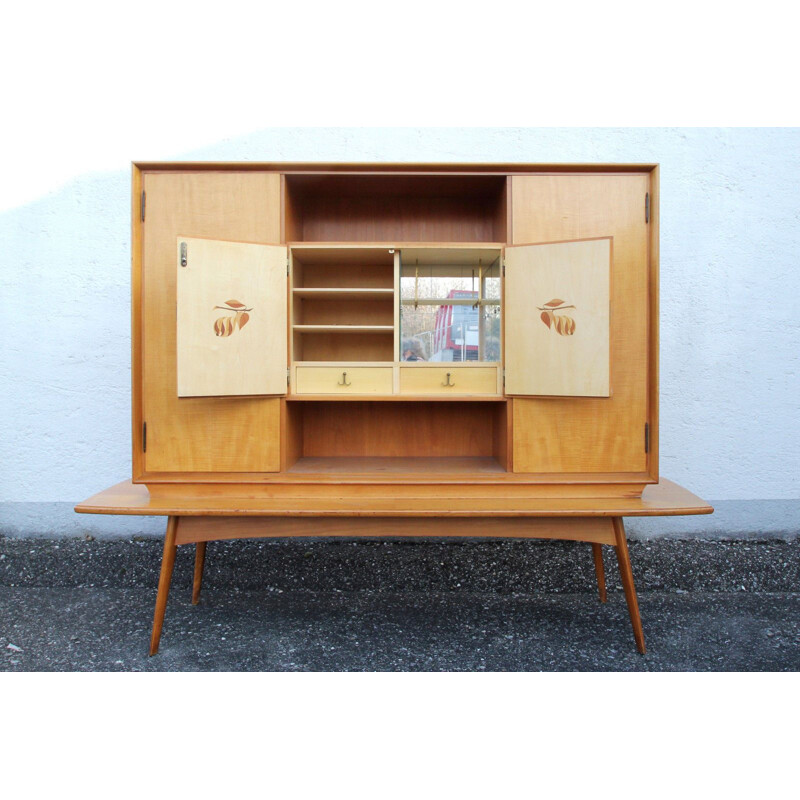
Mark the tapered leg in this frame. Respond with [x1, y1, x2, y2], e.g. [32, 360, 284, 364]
[591, 543, 607, 603]
[149, 515, 179, 656]
[612, 517, 646, 654]
[192, 541, 207, 605]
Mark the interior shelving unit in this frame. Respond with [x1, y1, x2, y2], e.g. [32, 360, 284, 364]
[133, 163, 664, 487]
[290, 246, 397, 363]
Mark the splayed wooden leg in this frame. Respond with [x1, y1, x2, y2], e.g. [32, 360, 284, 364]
[192, 540, 207, 605]
[612, 517, 646, 654]
[149, 515, 178, 656]
[591, 543, 607, 603]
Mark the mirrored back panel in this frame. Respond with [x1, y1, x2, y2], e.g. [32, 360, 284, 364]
[399, 247, 502, 363]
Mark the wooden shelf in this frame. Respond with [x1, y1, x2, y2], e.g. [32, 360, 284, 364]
[75, 478, 714, 517]
[286, 394, 506, 402]
[284, 174, 508, 242]
[287, 456, 506, 475]
[293, 325, 394, 334]
[292, 288, 394, 299]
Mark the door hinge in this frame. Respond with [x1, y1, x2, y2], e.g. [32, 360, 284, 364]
[287, 368, 291, 386]
[180, 241, 188, 267]
[140, 190, 146, 222]
[645, 192, 650, 224]
[142, 421, 147, 453]
[644, 422, 650, 453]
[287, 256, 290, 276]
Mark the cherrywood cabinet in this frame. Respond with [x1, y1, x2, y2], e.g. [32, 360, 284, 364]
[76, 162, 712, 656]
[134, 165, 657, 486]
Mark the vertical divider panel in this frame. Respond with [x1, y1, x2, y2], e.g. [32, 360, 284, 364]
[289, 249, 300, 365]
[393, 249, 401, 393]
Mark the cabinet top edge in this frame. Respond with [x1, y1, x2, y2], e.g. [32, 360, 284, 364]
[132, 161, 659, 174]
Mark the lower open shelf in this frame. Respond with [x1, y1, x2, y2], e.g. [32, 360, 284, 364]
[284, 400, 511, 472]
[287, 456, 506, 475]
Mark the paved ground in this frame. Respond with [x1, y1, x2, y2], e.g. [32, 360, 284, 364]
[1, 537, 798, 671]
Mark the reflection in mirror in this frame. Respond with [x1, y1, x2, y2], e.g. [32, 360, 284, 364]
[400, 303, 500, 362]
[399, 252, 501, 363]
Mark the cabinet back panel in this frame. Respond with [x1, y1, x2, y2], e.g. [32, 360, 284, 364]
[296, 332, 394, 362]
[141, 171, 282, 473]
[298, 264, 394, 289]
[298, 297, 394, 326]
[302, 196, 499, 242]
[301, 402, 500, 458]
[511, 174, 649, 473]
[287, 174, 506, 242]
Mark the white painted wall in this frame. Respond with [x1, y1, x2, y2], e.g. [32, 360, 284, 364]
[1, 128, 799, 537]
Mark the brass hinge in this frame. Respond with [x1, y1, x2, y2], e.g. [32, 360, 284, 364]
[141, 190, 146, 222]
[142, 421, 147, 453]
[644, 422, 650, 453]
[645, 192, 650, 224]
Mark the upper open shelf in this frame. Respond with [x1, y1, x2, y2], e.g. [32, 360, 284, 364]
[293, 288, 394, 299]
[284, 174, 508, 242]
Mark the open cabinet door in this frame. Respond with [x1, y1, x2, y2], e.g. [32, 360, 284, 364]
[177, 237, 287, 397]
[505, 238, 611, 397]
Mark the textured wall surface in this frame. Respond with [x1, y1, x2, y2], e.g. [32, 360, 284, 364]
[1, 127, 799, 537]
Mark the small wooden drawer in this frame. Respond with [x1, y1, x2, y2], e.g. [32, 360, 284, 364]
[295, 366, 393, 395]
[399, 366, 498, 395]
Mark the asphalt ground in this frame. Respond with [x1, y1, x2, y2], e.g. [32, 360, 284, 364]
[2, 537, 798, 671]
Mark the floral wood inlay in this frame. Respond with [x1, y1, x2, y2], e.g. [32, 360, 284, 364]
[213, 299, 253, 337]
[538, 299, 576, 336]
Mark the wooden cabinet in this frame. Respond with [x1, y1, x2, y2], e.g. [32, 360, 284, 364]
[77, 161, 718, 657]
[133, 163, 659, 489]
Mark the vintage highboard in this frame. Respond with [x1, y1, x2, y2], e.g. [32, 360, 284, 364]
[75, 162, 713, 656]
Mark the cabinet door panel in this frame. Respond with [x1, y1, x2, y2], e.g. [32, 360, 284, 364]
[509, 174, 649, 474]
[505, 238, 610, 397]
[177, 237, 287, 397]
[141, 171, 282, 473]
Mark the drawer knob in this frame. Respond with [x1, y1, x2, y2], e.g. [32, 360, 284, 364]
[442, 372, 455, 387]
[338, 371, 351, 386]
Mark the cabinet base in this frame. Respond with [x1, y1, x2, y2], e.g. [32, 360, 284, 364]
[142, 480, 649, 501]
[75, 478, 712, 659]
[148, 514, 646, 657]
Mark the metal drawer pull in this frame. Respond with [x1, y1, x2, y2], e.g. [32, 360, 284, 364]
[442, 372, 455, 387]
[338, 371, 351, 386]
